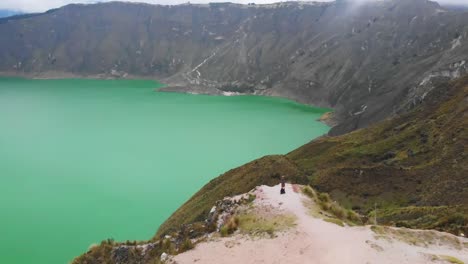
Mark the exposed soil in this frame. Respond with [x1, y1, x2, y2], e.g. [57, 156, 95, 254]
[172, 184, 468, 264]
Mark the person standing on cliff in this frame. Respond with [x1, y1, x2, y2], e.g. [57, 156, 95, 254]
[280, 176, 286, 194]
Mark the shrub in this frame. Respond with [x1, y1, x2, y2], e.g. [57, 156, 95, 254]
[319, 201, 331, 211]
[161, 238, 175, 254]
[396, 221, 411, 228]
[302, 186, 317, 199]
[318, 193, 331, 203]
[220, 216, 239, 237]
[347, 209, 362, 223]
[330, 203, 346, 219]
[246, 194, 256, 203]
[179, 238, 194, 253]
[305, 187, 362, 225]
[220, 226, 230, 237]
[227, 216, 240, 231]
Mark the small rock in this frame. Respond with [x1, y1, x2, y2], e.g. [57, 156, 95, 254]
[210, 206, 216, 214]
[161, 252, 169, 262]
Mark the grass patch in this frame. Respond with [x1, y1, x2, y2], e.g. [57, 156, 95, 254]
[237, 213, 296, 236]
[246, 194, 256, 203]
[376, 206, 468, 235]
[161, 238, 176, 255]
[318, 192, 331, 203]
[371, 225, 463, 249]
[302, 186, 362, 226]
[302, 185, 317, 200]
[324, 218, 345, 227]
[370, 225, 386, 235]
[371, 226, 427, 246]
[438, 255, 464, 264]
[179, 238, 194, 253]
[346, 209, 361, 223]
[220, 216, 240, 237]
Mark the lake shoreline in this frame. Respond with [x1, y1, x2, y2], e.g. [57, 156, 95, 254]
[0, 71, 158, 81]
[0, 73, 335, 128]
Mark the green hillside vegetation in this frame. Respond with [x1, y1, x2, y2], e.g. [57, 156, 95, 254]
[157, 75, 467, 237]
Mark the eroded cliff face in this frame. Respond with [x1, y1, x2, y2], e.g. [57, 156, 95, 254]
[1, 0, 467, 134]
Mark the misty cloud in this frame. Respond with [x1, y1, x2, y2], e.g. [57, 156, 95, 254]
[1, 0, 467, 13]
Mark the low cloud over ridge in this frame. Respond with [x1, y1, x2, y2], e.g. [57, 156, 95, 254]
[0, 0, 467, 13]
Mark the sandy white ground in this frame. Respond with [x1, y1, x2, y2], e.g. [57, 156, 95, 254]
[172, 184, 468, 264]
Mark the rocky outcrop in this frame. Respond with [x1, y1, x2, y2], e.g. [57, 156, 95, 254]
[1, 0, 468, 134]
[73, 190, 255, 264]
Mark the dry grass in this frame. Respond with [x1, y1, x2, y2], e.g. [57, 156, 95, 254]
[429, 254, 465, 264]
[302, 185, 317, 200]
[237, 212, 296, 236]
[302, 186, 362, 226]
[371, 225, 463, 250]
[161, 238, 176, 254]
[179, 238, 194, 253]
[324, 218, 345, 227]
[438, 255, 464, 264]
[220, 216, 240, 237]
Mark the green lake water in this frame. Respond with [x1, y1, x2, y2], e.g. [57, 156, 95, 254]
[0, 78, 330, 263]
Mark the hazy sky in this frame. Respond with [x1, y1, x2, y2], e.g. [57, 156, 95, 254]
[1, 0, 467, 13]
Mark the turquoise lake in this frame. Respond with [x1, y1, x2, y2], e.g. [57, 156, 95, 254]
[0, 78, 330, 263]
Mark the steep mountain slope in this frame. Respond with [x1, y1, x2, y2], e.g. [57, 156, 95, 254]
[158, 74, 467, 237]
[0, 10, 21, 18]
[288, 74, 468, 231]
[0, 0, 467, 133]
[444, 4, 468, 11]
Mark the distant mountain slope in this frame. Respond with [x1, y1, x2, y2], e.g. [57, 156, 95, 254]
[442, 4, 468, 11]
[0, 9, 21, 18]
[158, 74, 468, 237]
[0, 0, 467, 134]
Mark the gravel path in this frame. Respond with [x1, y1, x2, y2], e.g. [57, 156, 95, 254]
[173, 184, 468, 264]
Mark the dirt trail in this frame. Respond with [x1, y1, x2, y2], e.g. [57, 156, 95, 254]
[172, 184, 468, 264]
